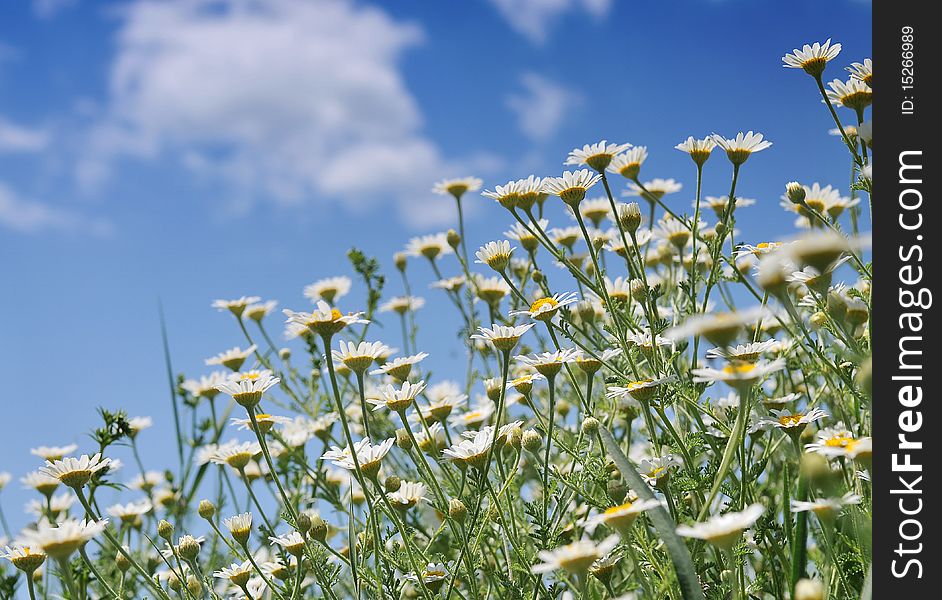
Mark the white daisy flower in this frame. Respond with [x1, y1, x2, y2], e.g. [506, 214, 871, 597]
[40, 454, 113, 489]
[638, 454, 683, 486]
[510, 291, 579, 322]
[665, 307, 769, 347]
[542, 170, 603, 206]
[20, 471, 60, 496]
[470, 323, 534, 352]
[675, 136, 716, 165]
[367, 381, 426, 414]
[566, 140, 632, 171]
[846, 58, 872, 87]
[430, 275, 467, 292]
[825, 77, 872, 111]
[18, 518, 109, 560]
[624, 178, 683, 201]
[214, 370, 280, 408]
[30, 444, 79, 462]
[304, 276, 352, 304]
[692, 359, 786, 389]
[606, 376, 677, 403]
[321, 437, 394, 478]
[244, 300, 278, 322]
[442, 428, 494, 469]
[404, 233, 454, 261]
[369, 352, 429, 381]
[214, 560, 254, 586]
[212, 296, 262, 318]
[782, 39, 842, 76]
[205, 346, 257, 371]
[505, 220, 547, 253]
[230, 413, 292, 434]
[1, 545, 46, 574]
[379, 296, 425, 314]
[676, 504, 765, 550]
[332, 340, 390, 374]
[211, 441, 262, 470]
[269, 531, 307, 556]
[472, 275, 511, 306]
[223, 513, 253, 544]
[432, 177, 482, 199]
[482, 180, 522, 210]
[515, 348, 579, 378]
[106, 499, 153, 525]
[711, 131, 772, 165]
[586, 499, 665, 535]
[475, 240, 516, 272]
[405, 562, 451, 592]
[182, 371, 228, 400]
[791, 492, 861, 522]
[706, 340, 779, 363]
[531, 534, 620, 575]
[607, 146, 648, 179]
[757, 408, 829, 433]
[387, 481, 428, 510]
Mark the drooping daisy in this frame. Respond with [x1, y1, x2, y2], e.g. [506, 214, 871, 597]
[212, 296, 262, 318]
[470, 323, 534, 352]
[106, 499, 153, 526]
[405, 562, 451, 593]
[693, 359, 786, 391]
[675, 136, 716, 166]
[543, 170, 603, 207]
[387, 481, 428, 511]
[706, 340, 779, 363]
[711, 131, 772, 165]
[369, 352, 429, 381]
[846, 58, 872, 87]
[214, 560, 254, 587]
[214, 370, 280, 408]
[1, 545, 46, 574]
[210, 441, 262, 470]
[432, 177, 483, 199]
[791, 492, 861, 523]
[368, 381, 426, 414]
[606, 376, 677, 403]
[587, 498, 664, 536]
[223, 513, 253, 545]
[321, 437, 395, 478]
[41, 454, 113, 489]
[758, 408, 828, 435]
[284, 301, 369, 338]
[269, 531, 307, 557]
[515, 348, 579, 378]
[826, 77, 872, 111]
[404, 233, 454, 261]
[676, 504, 765, 550]
[782, 39, 842, 76]
[205, 346, 257, 371]
[442, 428, 494, 469]
[482, 180, 522, 210]
[30, 444, 79, 462]
[531, 534, 620, 575]
[18, 518, 109, 560]
[304, 276, 352, 304]
[607, 146, 648, 179]
[475, 240, 515, 272]
[510, 292, 579, 322]
[624, 178, 683, 202]
[244, 300, 278, 322]
[638, 455, 683, 486]
[566, 141, 632, 171]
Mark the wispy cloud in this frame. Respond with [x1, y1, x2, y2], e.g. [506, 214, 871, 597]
[486, 0, 612, 45]
[0, 118, 50, 153]
[506, 72, 581, 141]
[79, 0, 493, 227]
[33, 0, 79, 20]
[0, 181, 111, 235]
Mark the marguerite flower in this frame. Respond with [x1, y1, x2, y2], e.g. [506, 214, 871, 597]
[214, 560, 254, 586]
[284, 301, 368, 337]
[510, 292, 579, 321]
[269, 531, 307, 556]
[639, 455, 683, 486]
[386, 481, 428, 510]
[791, 492, 862, 523]
[321, 438, 394, 478]
[18, 518, 109, 559]
[846, 58, 872, 87]
[543, 170, 603, 207]
[182, 372, 228, 400]
[304, 276, 352, 304]
[782, 39, 842, 76]
[607, 146, 648, 179]
[405, 562, 451, 592]
[587, 499, 664, 535]
[758, 408, 828, 434]
[230, 413, 291, 434]
[332, 341, 390, 374]
[212, 296, 261, 318]
[606, 376, 677, 403]
[21, 471, 60, 496]
[205, 346, 257, 371]
[676, 504, 765, 550]
[369, 352, 429, 380]
[624, 178, 683, 202]
[368, 381, 426, 414]
[470, 323, 534, 352]
[826, 77, 872, 111]
[566, 140, 632, 171]
[214, 370, 280, 408]
[223, 513, 253, 544]
[405, 233, 454, 261]
[442, 429, 494, 469]
[210, 441, 262, 470]
[475, 240, 515, 272]
[1, 545, 46, 574]
[30, 444, 78, 462]
[531, 535, 620, 575]
[379, 296, 425, 314]
[106, 500, 153, 525]
[711, 131, 772, 165]
[675, 136, 716, 165]
[515, 348, 579, 378]
[706, 340, 779, 363]
[482, 180, 521, 210]
[244, 300, 278, 322]
[40, 454, 112, 489]
[432, 177, 482, 199]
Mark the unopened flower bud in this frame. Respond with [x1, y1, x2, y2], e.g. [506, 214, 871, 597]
[309, 515, 328, 542]
[532, 269, 544, 283]
[786, 181, 806, 204]
[394, 252, 408, 272]
[629, 278, 647, 302]
[157, 519, 174, 541]
[177, 535, 201, 560]
[396, 428, 413, 451]
[794, 578, 824, 600]
[446, 229, 461, 250]
[521, 429, 542, 453]
[384, 476, 402, 493]
[296, 513, 312, 535]
[809, 311, 827, 329]
[198, 499, 216, 520]
[449, 498, 467, 523]
[619, 202, 642, 233]
[279, 347, 291, 360]
[115, 550, 131, 573]
[581, 417, 600, 437]
[186, 575, 203, 597]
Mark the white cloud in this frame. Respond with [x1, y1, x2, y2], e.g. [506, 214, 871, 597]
[80, 0, 491, 227]
[486, 0, 612, 45]
[33, 0, 79, 19]
[0, 181, 110, 234]
[506, 72, 580, 141]
[0, 118, 50, 153]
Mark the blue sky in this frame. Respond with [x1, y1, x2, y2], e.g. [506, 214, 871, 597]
[0, 0, 870, 531]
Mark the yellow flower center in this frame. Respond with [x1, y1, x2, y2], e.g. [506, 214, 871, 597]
[824, 436, 853, 448]
[604, 501, 633, 515]
[530, 297, 559, 313]
[778, 414, 804, 427]
[722, 363, 757, 375]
